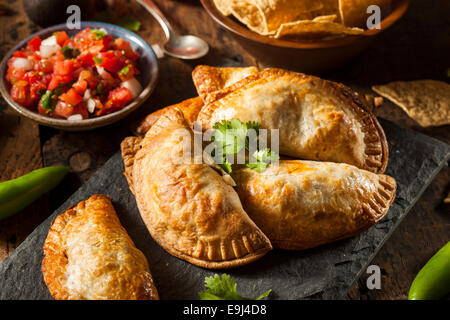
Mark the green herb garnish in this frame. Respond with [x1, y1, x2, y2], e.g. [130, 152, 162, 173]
[96, 83, 104, 95]
[211, 119, 278, 174]
[118, 65, 130, 76]
[93, 57, 103, 65]
[91, 29, 106, 40]
[199, 274, 271, 300]
[61, 46, 80, 59]
[246, 148, 280, 173]
[118, 16, 141, 32]
[39, 82, 73, 113]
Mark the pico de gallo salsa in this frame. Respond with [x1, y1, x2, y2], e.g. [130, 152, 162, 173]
[5, 28, 143, 120]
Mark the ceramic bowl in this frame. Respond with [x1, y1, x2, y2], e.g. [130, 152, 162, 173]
[200, 0, 411, 74]
[0, 22, 158, 131]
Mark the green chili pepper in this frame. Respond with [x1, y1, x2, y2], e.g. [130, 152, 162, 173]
[408, 241, 450, 300]
[0, 166, 70, 221]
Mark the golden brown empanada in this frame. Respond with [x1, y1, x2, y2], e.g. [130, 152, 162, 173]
[136, 96, 205, 136]
[42, 194, 159, 300]
[196, 67, 389, 173]
[193, 65, 260, 103]
[232, 160, 396, 250]
[121, 108, 272, 269]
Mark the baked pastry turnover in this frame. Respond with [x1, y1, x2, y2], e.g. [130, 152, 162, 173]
[232, 161, 396, 250]
[121, 108, 272, 269]
[194, 66, 388, 173]
[42, 194, 159, 300]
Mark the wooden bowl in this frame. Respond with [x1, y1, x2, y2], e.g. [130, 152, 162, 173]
[0, 22, 159, 131]
[200, 0, 411, 74]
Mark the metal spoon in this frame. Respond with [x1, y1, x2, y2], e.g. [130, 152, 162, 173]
[136, 0, 209, 59]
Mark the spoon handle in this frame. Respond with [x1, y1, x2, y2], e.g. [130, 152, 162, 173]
[136, 0, 176, 41]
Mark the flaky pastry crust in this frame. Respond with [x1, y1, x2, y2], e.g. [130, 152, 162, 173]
[195, 67, 389, 173]
[121, 109, 272, 269]
[232, 160, 396, 250]
[42, 194, 159, 300]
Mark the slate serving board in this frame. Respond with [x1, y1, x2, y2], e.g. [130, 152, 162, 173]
[0, 119, 449, 300]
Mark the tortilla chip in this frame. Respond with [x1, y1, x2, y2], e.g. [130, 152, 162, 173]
[310, 14, 338, 23]
[315, 0, 341, 21]
[275, 18, 364, 39]
[256, 0, 324, 34]
[229, 0, 325, 35]
[214, 0, 232, 16]
[444, 190, 450, 204]
[339, 0, 392, 28]
[230, 0, 270, 35]
[372, 80, 450, 127]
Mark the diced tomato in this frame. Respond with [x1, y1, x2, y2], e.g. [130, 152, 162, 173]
[27, 36, 41, 52]
[54, 60, 76, 76]
[99, 87, 133, 115]
[54, 31, 69, 47]
[53, 101, 74, 119]
[11, 81, 33, 107]
[77, 52, 94, 67]
[13, 51, 27, 58]
[72, 79, 87, 95]
[59, 88, 83, 106]
[74, 101, 88, 119]
[24, 71, 39, 84]
[73, 28, 92, 43]
[114, 38, 139, 60]
[78, 70, 97, 88]
[30, 81, 47, 101]
[96, 51, 124, 73]
[118, 64, 136, 81]
[6, 67, 26, 84]
[34, 59, 53, 73]
[48, 74, 71, 90]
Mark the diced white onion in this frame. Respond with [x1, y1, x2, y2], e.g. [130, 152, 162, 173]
[40, 44, 60, 58]
[96, 65, 105, 75]
[87, 98, 96, 113]
[12, 58, 33, 71]
[67, 114, 83, 121]
[41, 35, 58, 46]
[99, 28, 108, 35]
[83, 89, 91, 100]
[120, 77, 143, 99]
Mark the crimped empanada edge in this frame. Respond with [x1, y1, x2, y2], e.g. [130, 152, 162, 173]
[270, 174, 397, 250]
[196, 68, 389, 174]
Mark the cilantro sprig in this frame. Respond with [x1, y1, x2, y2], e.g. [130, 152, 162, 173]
[212, 119, 279, 174]
[61, 46, 80, 59]
[199, 274, 271, 300]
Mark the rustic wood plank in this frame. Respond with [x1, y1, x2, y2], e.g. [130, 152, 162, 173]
[0, 0, 45, 262]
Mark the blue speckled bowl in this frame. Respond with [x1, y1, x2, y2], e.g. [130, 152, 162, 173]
[0, 22, 159, 131]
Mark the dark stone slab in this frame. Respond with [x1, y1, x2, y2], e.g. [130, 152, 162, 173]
[0, 119, 449, 300]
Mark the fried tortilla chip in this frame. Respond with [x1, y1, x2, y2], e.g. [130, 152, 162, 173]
[372, 80, 450, 127]
[444, 190, 450, 204]
[275, 17, 363, 39]
[315, 0, 341, 21]
[339, 0, 391, 28]
[229, 0, 324, 35]
[213, 0, 232, 16]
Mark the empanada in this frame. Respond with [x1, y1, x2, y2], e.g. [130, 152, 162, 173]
[121, 108, 272, 269]
[136, 96, 205, 136]
[42, 194, 159, 300]
[196, 67, 389, 173]
[193, 65, 260, 103]
[232, 160, 396, 250]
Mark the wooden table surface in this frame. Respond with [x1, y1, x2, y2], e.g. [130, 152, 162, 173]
[0, 0, 448, 300]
